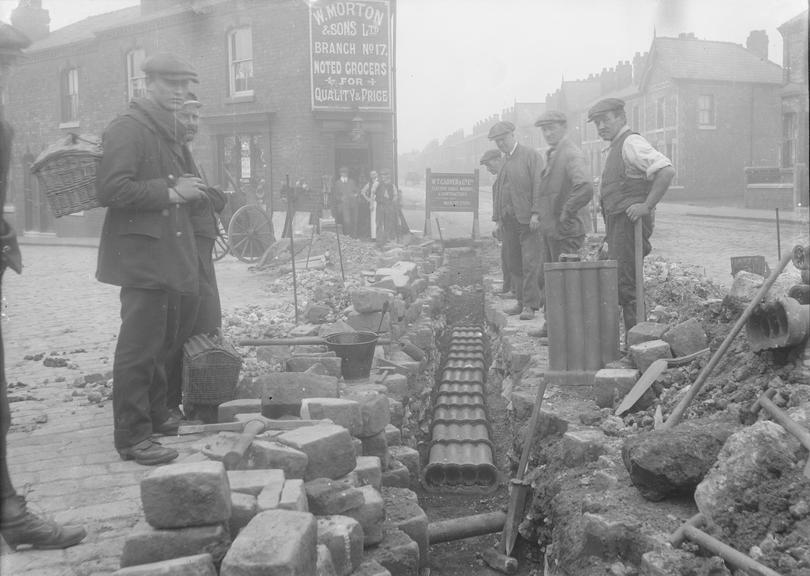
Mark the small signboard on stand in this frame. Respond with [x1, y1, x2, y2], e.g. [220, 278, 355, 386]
[423, 168, 480, 239]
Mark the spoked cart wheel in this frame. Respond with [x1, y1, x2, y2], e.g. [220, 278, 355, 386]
[226, 205, 275, 263]
[212, 216, 230, 261]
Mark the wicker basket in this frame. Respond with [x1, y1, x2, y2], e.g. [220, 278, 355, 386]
[182, 333, 243, 406]
[30, 133, 103, 218]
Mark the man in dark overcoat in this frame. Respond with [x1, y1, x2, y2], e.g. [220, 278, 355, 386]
[96, 53, 208, 465]
[480, 149, 511, 295]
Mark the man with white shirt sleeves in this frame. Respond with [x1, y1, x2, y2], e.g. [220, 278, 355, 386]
[588, 97, 675, 330]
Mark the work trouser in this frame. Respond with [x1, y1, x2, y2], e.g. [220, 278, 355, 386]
[541, 233, 585, 265]
[341, 197, 356, 238]
[1, 309, 16, 504]
[605, 211, 653, 330]
[500, 239, 511, 292]
[113, 287, 191, 449]
[502, 214, 544, 310]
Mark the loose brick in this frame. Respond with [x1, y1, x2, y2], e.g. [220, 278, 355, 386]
[201, 432, 241, 462]
[626, 322, 669, 347]
[256, 471, 286, 511]
[305, 478, 365, 515]
[629, 339, 672, 373]
[304, 303, 332, 324]
[279, 479, 308, 512]
[220, 510, 317, 576]
[141, 461, 231, 529]
[120, 523, 231, 567]
[343, 485, 385, 547]
[361, 430, 389, 468]
[381, 374, 409, 402]
[229, 492, 258, 537]
[218, 399, 262, 423]
[367, 525, 420, 576]
[593, 369, 640, 409]
[227, 469, 285, 496]
[353, 560, 393, 576]
[384, 424, 402, 447]
[352, 456, 383, 490]
[113, 554, 216, 575]
[343, 391, 390, 437]
[381, 459, 410, 488]
[277, 424, 357, 480]
[662, 318, 708, 357]
[317, 515, 364, 576]
[389, 399, 404, 428]
[387, 446, 419, 483]
[317, 544, 338, 576]
[562, 429, 609, 467]
[346, 310, 392, 333]
[301, 398, 363, 436]
[236, 373, 339, 415]
[382, 487, 429, 568]
[249, 440, 308, 478]
[286, 355, 342, 378]
[351, 287, 395, 313]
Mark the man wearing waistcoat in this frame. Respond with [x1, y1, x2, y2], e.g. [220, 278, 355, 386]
[489, 121, 545, 320]
[480, 149, 511, 296]
[588, 98, 675, 331]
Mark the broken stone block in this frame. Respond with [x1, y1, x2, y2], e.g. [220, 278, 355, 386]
[346, 310, 392, 333]
[387, 446, 419, 482]
[367, 525, 420, 576]
[227, 469, 285, 496]
[389, 399, 404, 428]
[113, 554, 216, 576]
[724, 270, 764, 312]
[201, 432, 241, 462]
[628, 339, 672, 373]
[384, 424, 402, 446]
[248, 440, 308, 478]
[290, 323, 321, 337]
[218, 399, 262, 423]
[317, 544, 338, 576]
[317, 515, 364, 576]
[343, 485, 385, 547]
[361, 430, 389, 468]
[626, 322, 669, 347]
[301, 398, 363, 436]
[256, 471, 286, 511]
[120, 523, 231, 567]
[347, 456, 383, 491]
[235, 373, 339, 415]
[562, 429, 609, 468]
[352, 436, 363, 457]
[381, 458, 410, 488]
[278, 478, 308, 512]
[304, 303, 332, 324]
[640, 548, 701, 576]
[380, 373, 409, 402]
[286, 356, 342, 378]
[382, 488, 429, 568]
[141, 461, 231, 529]
[343, 390, 390, 437]
[220, 510, 317, 576]
[319, 321, 355, 337]
[229, 492, 258, 537]
[623, 415, 740, 502]
[305, 478, 365, 515]
[593, 368, 641, 409]
[353, 560, 392, 576]
[351, 287, 395, 313]
[277, 424, 357, 480]
[662, 318, 708, 357]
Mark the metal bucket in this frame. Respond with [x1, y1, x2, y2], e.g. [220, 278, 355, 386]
[323, 331, 378, 380]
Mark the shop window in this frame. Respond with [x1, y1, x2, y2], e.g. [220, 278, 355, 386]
[127, 49, 147, 101]
[698, 94, 716, 128]
[782, 112, 796, 168]
[228, 27, 254, 96]
[60, 68, 79, 123]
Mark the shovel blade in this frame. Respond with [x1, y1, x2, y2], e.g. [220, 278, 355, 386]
[503, 483, 529, 556]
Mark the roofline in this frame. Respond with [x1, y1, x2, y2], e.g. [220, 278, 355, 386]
[778, 9, 808, 32]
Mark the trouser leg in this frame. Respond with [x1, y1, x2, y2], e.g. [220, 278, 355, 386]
[502, 216, 523, 305]
[500, 239, 511, 292]
[1, 376, 17, 503]
[113, 288, 172, 449]
[518, 222, 543, 310]
[606, 212, 653, 331]
[165, 293, 200, 411]
[558, 234, 585, 257]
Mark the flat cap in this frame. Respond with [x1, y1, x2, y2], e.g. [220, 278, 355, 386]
[0, 21, 31, 58]
[534, 110, 567, 126]
[182, 91, 202, 108]
[487, 120, 515, 140]
[142, 52, 198, 83]
[479, 149, 502, 165]
[587, 98, 625, 121]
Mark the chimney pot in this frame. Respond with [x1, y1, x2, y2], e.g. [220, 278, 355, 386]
[746, 29, 768, 60]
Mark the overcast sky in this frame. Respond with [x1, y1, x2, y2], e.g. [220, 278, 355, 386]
[1, 0, 806, 152]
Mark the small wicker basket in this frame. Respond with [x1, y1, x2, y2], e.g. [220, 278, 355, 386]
[30, 133, 103, 218]
[182, 333, 243, 407]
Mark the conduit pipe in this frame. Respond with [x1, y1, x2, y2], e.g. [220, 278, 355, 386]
[428, 511, 507, 544]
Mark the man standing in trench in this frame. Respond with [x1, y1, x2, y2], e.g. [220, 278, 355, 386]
[480, 149, 511, 296]
[489, 121, 545, 320]
[588, 98, 674, 330]
[96, 53, 207, 465]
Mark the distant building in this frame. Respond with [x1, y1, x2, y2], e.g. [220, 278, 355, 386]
[4, 0, 396, 237]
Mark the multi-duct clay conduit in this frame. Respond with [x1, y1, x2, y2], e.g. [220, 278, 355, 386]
[422, 326, 498, 492]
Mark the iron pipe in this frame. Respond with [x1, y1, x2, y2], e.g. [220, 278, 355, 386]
[239, 337, 391, 346]
[681, 525, 782, 576]
[428, 511, 507, 545]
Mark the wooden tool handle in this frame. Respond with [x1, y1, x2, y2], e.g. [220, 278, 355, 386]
[223, 419, 265, 470]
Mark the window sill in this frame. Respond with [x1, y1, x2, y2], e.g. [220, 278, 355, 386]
[697, 125, 717, 130]
[59, 121, 80, 129]
[226, 93, 255, 104]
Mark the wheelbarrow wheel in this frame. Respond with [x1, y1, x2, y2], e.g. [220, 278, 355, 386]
[227, 205, 275, 263]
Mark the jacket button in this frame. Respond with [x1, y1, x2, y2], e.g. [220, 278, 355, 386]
[176, 231, 182, 237]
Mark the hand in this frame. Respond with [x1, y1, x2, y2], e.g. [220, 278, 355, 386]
[529, 213, 541, 232]
[172, 176, 207, 203]
[625, 203, 650, 222]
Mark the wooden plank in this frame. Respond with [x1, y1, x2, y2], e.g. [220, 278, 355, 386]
[614, 359, 668, 416]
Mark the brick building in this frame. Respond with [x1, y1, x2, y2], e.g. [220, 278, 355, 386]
[3, 0, 396, 238]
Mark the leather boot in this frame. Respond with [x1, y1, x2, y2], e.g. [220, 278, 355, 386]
[1, 495, 86, 550]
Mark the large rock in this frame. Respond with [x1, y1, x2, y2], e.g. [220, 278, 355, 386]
[662, 318, 708, 357]
[220, 510, 317, 576]
[351, 287, 395, 313]
[382, 488, 429, 568]
[304, 478, 365, 515]
[141, 461, 231, 529]
[317, 515, 365, 576]
[301, 398, 363, 436]
[236, 373, 339, 416]
[343, 390, 390, 437]
[120, 523, 231, 567]
[622, 416, 740, 501]
[249, 440, 309, 478]
[366, 525, 420, 576]
[277, 424, 357, 480]
[343, 485, 385, 546]
[112, 554, 217, 575]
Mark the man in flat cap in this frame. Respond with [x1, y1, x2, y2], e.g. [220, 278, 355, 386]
[588, 97, 675, 331]
[480, 149, 511, 296]
[488, 120, 545, 320]
[530, 111, 594, 337]
[96, 52, 208, 464]
[0, 21, 87, 549]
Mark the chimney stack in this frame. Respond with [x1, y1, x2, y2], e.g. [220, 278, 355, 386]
[10, 0, 50, 43]
[746, 30, 768, 60]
